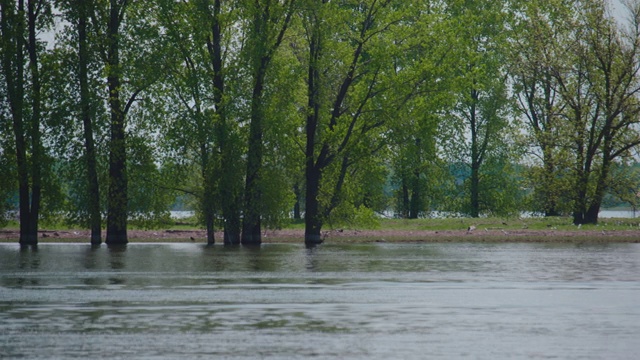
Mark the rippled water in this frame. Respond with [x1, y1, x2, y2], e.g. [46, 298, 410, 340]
[1, 242, 639, 359]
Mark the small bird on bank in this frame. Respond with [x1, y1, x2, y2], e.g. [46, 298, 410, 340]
[467, 225, 476, 232]
[190, 236, 195, 242]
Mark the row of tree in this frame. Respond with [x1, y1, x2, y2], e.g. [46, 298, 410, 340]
[2, 0, 640, 247]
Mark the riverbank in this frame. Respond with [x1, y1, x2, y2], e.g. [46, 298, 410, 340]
[1, 227, 640, 243]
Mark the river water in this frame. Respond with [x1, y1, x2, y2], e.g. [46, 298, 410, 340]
[1, 242, 639, 359]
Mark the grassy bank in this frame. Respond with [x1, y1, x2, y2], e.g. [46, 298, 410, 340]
[2, 216, 640, 243]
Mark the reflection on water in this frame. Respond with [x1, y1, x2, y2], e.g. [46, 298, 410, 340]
[1, 242, 639, 359]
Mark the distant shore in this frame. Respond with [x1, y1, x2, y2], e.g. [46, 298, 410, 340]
[2, 228, 640, 244]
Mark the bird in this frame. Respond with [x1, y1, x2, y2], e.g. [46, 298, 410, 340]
[467, 225, 476, 232]
[190, 236, 196, 242]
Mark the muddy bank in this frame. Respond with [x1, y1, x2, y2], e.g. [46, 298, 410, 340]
[1, 228, 639, 243]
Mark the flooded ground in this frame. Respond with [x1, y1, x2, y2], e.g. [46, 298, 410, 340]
[1, 242, 639, 359]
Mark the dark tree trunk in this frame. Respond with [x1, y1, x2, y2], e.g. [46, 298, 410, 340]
[105, 0, 128, 245]
[304, 24, 323, 246]
[241, 61, 266, 245]
[2, 0, 42, 246]
[202, 145, 215, 245]
[470, 163, 480, 218]
[305, 165, 323, 245]
[206, 0, 240, 245]
[469, 93, 480, 218]
[78, 0, 102, 245]
[2, 1, 38, 246]
[241, 7, 268, 246]
[241, 0, 294, 245]
[26, 0, 42, 244]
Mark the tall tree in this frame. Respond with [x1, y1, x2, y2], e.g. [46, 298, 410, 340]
[509, 0, 574, 217]
[1, 0, 50, 246]
[241, 0, 295, 245]
[104, 0, 128, 245]
[302, 0, 410, 244]
[556, 0, 640, 224]
[77, 0, 101, 244]
[387, 1, 457, 219]
[88, 0, 166, 244]
[444, 0, 515, 218]
[158, 0, 243, 245]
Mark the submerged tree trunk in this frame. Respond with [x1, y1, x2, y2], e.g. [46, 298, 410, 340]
[2, 0, 43, 246]
[26, 0, 43, 245]
[241, 0, 294, 245]
[201, 144, 216, 245]
[305, 165, 323, 245]
[241, 62, 266, 245]
[2, 1, 34, 246]
[304, 21, 324, 246]
[209, 0, 241, 245]
[105, 0, 128, 245]
[78, 0, 102, 245]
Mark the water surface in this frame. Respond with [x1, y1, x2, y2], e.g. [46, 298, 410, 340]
[1, 242, 639, 359]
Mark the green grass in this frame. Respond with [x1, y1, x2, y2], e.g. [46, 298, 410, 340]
[337, 216, 640, 232]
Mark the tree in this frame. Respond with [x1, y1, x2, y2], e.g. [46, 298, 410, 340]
[103, 0, 129, 245]
[387, 1, 457, 219]
[77, 0, 101, 244]
[509, 0, 575, 216]
[54, 0, 103, 244]
[87, 0, 167, 244]
[552, 0, 640, 224]
[444, 0, 516, 218]
[241, 0, 296, 245]
[301, 0, 412, 244]
[158, 0, 244, 245]
[1, 0, 52, 246]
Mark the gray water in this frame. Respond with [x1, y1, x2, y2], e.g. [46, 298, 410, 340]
[1, 242, 639, 359]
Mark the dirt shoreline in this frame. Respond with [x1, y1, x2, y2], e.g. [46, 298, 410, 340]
[1, 228, 640, 243]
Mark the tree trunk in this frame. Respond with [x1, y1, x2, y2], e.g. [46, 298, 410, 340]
[26, 0, 42, 243]
[409, 170, 421, 219]
[470, 163, 480, 218]
[2, 0, 39, 246]
[241, 63, 266, 245]
[105, 0, 128, 245]
[5, 1, 32, 246]
[78, 0, 102, 245]
[305, 165, 323, 245]
[304, 25, 324, 246]
[207, 0, 240, 245]
[469, 90, 481, 218]
[201, 143, 216, 245]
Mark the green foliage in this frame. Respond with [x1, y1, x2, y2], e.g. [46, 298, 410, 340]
[4, 0, 640, 236]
